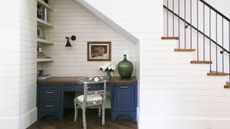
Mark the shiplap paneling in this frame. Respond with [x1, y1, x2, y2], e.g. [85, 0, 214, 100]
[79, 0, 230, 129]
[0, 0, 20, 129]
[19, 0, 37, 129]
[42, 0, 138, 76]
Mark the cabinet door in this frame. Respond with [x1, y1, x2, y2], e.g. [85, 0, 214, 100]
[113, 84, 135, 112]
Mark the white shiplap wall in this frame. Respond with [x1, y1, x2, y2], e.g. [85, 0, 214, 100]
[42, 0, 137, 76]
[80, 0, 162, 128]
[0, 0, 37, 129]
[78, 0, 230, 129]
[0, 0, 20, 129]
[19, 0, 37, 129]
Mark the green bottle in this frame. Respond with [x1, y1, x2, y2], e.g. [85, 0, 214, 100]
[118, 54, 133, 79]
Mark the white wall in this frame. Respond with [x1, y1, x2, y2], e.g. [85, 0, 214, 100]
[19, 0, 37, 128]
[79, 0, 163, 128]
[206, 0, 230, 18]
[41, 0, 137, 77]
[0, 0, 37, 129]
[80, 0, 230, 129]
[0, 0, 20, 129]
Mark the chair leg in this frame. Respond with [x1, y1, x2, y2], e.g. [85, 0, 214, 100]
[74, 103, 78, 122]
[82, 108, 87, 129]
[102, 104, 105, 126]
[98, 107, 101, 118]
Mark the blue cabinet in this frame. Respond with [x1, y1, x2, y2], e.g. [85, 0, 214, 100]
[37, 85, 62, 120]
[37, 77, 137, 121]
[111, 82, 137, 121]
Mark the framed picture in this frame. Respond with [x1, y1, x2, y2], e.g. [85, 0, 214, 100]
[37, 27, 44, 39]
[87, 41, 111, 61]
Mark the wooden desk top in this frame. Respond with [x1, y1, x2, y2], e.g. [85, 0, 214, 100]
[37, 76, 137, 85]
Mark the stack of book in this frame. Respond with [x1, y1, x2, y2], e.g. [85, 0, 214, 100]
[37, 5, 47, 21]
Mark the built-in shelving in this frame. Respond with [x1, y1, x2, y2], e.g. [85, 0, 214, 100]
[37, 0, 54, 66]
[37, 0, 54, 10]
[37, 58, 54, 63]
[37, 18, 54, 28]
[37, 38, 54, 45]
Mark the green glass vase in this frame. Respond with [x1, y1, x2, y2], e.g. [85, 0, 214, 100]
[118, 54, 133, 79]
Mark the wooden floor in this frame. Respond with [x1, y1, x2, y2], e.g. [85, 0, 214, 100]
[27, 109, 137, 129]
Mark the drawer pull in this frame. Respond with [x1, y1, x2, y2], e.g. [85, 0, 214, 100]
[120, 86, 129, 89]
[45, 105, 54, 108]
[45, 91, 55, 94]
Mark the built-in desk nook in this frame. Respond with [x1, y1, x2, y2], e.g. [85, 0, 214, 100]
[37, 76, 137, 121]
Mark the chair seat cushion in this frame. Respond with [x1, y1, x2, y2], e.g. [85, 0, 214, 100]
[76, 94, 102, 102]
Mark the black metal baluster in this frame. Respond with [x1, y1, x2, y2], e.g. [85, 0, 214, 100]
[173, 0, 175, 36]
[222, 18, 224, 73]
[203, 4, 206, 61]
[167, 0, 169, 37]
[184, 0, 187, 49]
[178, 0, 181, 48]
[216, 13, 218, 72]
[209, 8, 212, 71]
[197, 0, 199, 60]
[190, 0, 192, 49]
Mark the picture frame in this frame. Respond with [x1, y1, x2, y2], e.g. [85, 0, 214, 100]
[87, 41, 111, 61]
[37, 27, 44, 39]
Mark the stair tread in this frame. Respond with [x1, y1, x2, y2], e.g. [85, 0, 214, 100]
[224, 82, 230, 88]
[207, 71, 230, 76]
[191, 60, 212, 64]
[224, 85, 230, 88]
[174, 48, 196, 52]
[161, 37, 179, 40]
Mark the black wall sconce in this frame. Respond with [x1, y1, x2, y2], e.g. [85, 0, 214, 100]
[65, 35, 77, 47]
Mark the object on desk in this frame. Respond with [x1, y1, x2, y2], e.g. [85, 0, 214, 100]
[99, 63, 116, 79]
[118, 54, 133, 79]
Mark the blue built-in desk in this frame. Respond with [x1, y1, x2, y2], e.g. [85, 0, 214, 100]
[37, 76, 137, 121]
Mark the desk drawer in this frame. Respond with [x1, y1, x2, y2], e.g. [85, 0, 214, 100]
[39, 87, 60, 99]
[39, 101, 60, 112]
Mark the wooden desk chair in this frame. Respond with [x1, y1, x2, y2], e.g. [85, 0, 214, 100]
[74, 76, 108, 129]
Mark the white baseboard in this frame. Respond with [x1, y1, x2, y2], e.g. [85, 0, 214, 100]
[136, 106, 139, 128]
[19, 108, 37, 129]
[139, 116, 230, 129]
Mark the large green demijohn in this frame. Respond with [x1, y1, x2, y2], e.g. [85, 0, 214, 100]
[118, 54, 133, 79]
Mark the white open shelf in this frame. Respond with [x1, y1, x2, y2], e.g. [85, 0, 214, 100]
[37, 38, 54, 45]
[37, 58, 54, 63]
[37, 0, 54, 10]
[37, 18, 54, 28]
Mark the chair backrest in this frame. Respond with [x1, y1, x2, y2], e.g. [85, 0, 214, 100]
[78, 76, 109, 105]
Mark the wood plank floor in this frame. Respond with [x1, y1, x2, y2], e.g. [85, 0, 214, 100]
[27, 109, 137, 129]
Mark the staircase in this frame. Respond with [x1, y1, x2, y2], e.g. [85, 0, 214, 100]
[163, 0, 230, 88]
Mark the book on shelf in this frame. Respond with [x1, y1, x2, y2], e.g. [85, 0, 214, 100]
[37, 5, 48, 22]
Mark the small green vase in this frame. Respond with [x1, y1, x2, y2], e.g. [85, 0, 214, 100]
[118, 54, 133, 79]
